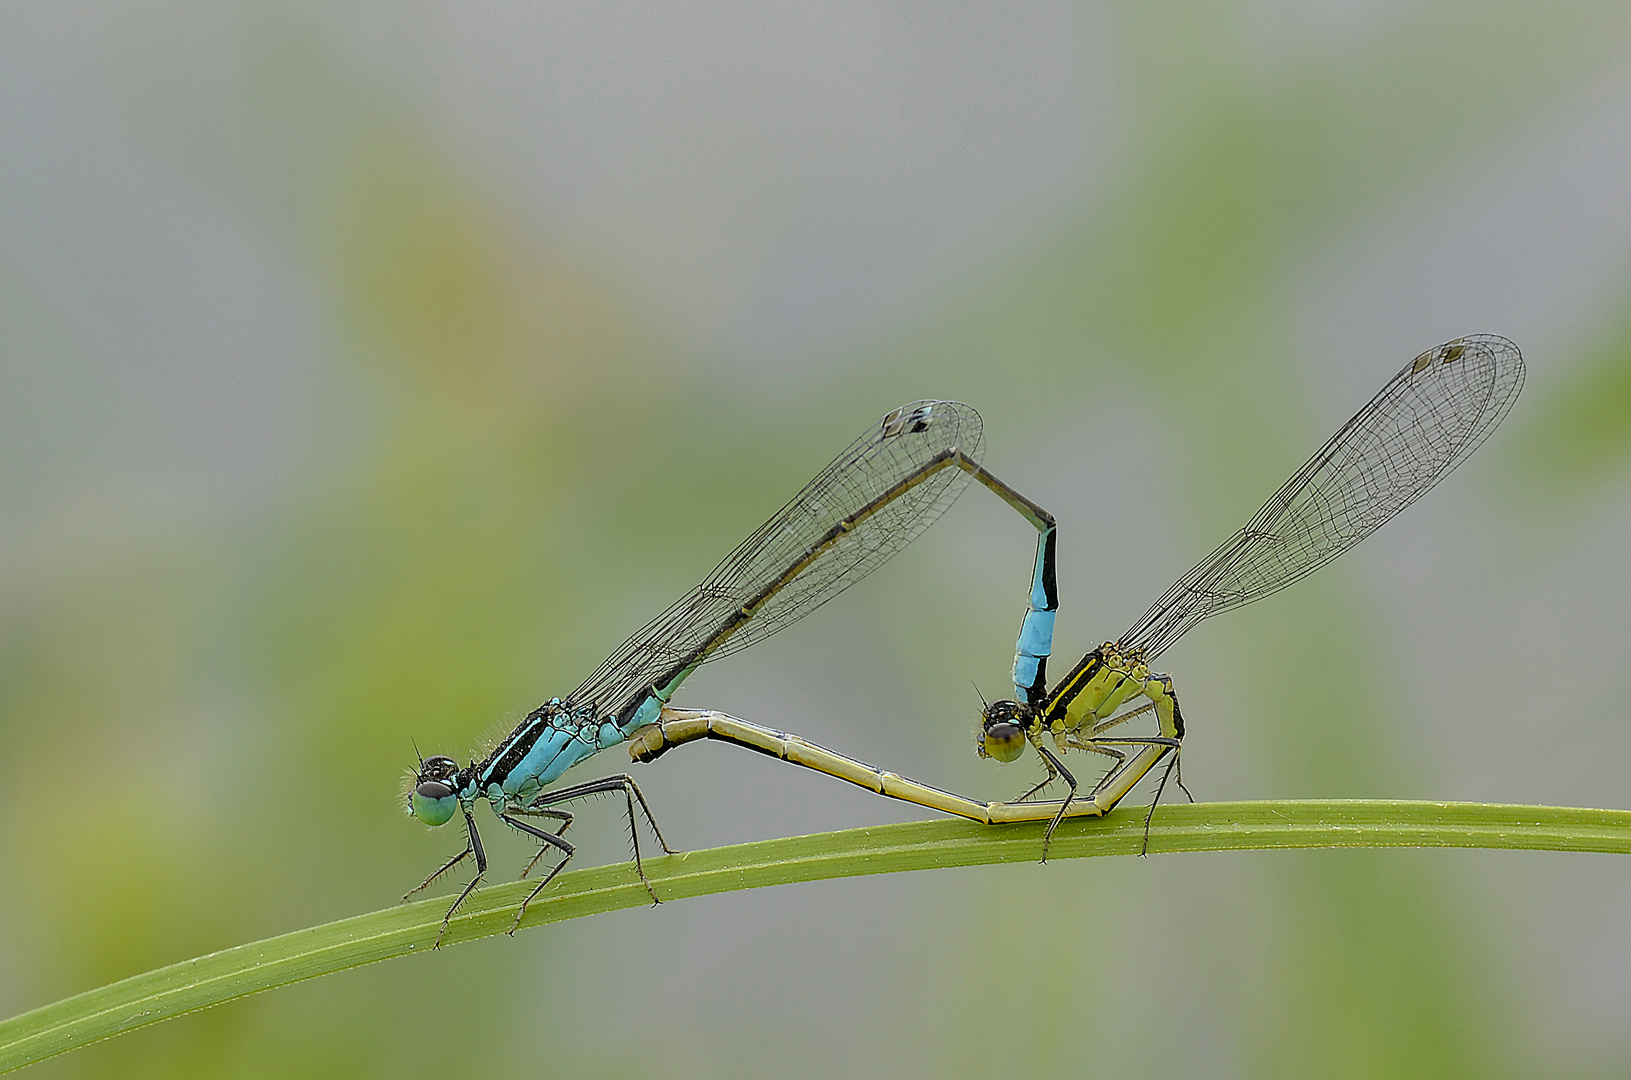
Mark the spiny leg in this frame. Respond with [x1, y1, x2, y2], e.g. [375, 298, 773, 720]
[1138, 748, 1184, 856]
[1088, 735, 1181, 795]
[499, 812, 576, 934]
[509, 805, 574, 878]
[1068, 740, 1128, 793]
[1173, 749, 1195, 805]
[1035, 744, 1078, 862]
[432, 808, 488, 948]
[1012, 742, 1061, 803]
[527, 773, 675, 904]
[1062, 700, 1160, 796]
[403, 842, 471, 903]
[1088, 735, 1184, 854]
[520, 804, 575, 833]
[531, 773, 674, 853]
[1087, 700, 1156, 738]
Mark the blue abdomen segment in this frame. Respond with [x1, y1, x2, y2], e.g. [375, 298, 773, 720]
[628, 694, 665, 731]
[1013, 608, 1055, 704]
[1012, 524, 1058, 705]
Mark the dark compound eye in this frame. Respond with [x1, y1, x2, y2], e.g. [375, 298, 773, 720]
[415, 780, 454, 800]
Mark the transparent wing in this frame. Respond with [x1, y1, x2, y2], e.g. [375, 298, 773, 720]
[572, 400, 985, 724]
[1119, 335, 1524, 659]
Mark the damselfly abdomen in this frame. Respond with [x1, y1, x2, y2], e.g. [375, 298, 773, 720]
[633, 336, 1525, 856]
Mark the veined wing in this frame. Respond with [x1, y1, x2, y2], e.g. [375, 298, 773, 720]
[572, 401, 985, 725]
[1119, 335, 1524, 660]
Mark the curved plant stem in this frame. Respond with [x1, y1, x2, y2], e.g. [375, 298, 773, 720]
[3, 798, 1629, 1072]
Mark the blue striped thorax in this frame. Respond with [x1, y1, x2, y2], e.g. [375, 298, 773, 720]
[408, 697, 651, 827]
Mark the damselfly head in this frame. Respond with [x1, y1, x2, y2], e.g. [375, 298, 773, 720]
[409, 755, 461, 827]
[977, 699, 1031, 763]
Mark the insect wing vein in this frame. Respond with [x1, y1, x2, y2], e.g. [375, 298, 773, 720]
[1119, 335, 1523, 659]
[570, 401, 985, 723]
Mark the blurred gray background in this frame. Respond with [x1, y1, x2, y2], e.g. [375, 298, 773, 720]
[4, 3, 1631, 1077]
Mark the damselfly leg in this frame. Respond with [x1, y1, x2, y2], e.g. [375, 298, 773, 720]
[508, 773, 673, 933]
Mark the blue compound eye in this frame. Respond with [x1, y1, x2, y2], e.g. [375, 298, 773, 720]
[412, 781, 457, 826]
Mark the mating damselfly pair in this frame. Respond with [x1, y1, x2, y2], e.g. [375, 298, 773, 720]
[405, 335, 1524, 941]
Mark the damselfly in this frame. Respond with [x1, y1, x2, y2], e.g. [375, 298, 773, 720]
[405, 400, 1060, 940]
[631, 335, 1525, 855]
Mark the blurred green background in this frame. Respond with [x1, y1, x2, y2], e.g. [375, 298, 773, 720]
[4, 3, 1631, 1077]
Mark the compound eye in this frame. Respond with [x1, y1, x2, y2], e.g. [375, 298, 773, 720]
[981, 721, 1026, 763]
[411, 780, 458, 826]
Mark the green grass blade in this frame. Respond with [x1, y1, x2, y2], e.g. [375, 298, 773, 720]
[4, 798, 1629, 1073]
